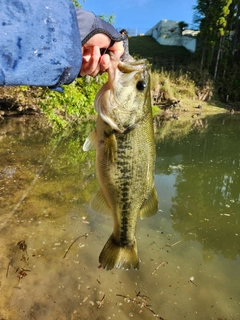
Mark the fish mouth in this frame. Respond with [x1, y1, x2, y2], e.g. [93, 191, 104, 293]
[94, 53, 149, 132]
[108, 52, 148, 84]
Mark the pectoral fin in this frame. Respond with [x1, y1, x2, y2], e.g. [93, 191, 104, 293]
[139, 187, 159, 219]
[83, 130, 97, 151]
[104, 133, 117, 163]
[91, 188, 112, 216]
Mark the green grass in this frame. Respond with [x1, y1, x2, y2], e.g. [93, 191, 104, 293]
[129, 36, 191, 56]
[129, 36, 192, 70]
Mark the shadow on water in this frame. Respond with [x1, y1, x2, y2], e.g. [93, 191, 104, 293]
[0, 114, 239, 320]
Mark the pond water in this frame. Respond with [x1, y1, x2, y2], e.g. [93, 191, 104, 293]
[0, 114, 239, 320]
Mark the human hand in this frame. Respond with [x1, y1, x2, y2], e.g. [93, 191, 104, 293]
[75, 8, 124, 77]
[80, 33, 124, 77]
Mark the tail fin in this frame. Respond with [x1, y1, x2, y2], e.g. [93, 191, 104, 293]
[99, 234, 139, 270]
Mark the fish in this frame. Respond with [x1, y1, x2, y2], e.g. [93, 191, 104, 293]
[83, 53, 158, 270]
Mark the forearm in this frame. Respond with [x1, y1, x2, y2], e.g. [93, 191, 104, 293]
[0, 0, 82, 89]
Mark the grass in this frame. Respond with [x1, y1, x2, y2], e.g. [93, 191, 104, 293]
[129, 36, 191, 56]
[128, 35, 229, 120]
[129, 36, 192, 70]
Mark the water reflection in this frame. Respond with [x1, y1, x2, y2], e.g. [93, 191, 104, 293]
[155, 114, 240, 261]
[0, 115, 239, 320]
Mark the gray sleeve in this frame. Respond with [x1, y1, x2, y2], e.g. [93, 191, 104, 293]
[75, 8, 123, 47]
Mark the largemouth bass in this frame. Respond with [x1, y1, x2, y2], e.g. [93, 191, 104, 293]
[83, 54, 158, 270]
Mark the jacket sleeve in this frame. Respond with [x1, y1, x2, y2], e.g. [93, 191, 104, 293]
[0, 0, 82, 89]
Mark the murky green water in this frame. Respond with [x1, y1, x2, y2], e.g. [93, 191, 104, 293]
[0, 114, 239, 320]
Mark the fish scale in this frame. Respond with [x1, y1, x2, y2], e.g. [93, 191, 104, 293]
[83, 55, 158, 270]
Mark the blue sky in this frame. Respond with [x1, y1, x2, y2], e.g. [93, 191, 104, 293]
[80, 0, 198, 35]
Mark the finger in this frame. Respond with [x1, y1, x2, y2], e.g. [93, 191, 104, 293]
[108, 41, 124, 58]
[84, 34, 110, 49]
[80, 46, 101, 76]
[99, 54, 110, 73]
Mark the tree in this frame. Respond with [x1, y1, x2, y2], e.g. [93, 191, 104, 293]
[178, 21, 189, 35]
[213, 0, 232, 80]
[194, 0, 233, 78]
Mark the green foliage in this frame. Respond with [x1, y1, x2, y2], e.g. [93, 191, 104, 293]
[38, 74, 108, 130]
[72, 0, 82, 8]
[99, 13, 116, 25]
[192, 0, 240, 99]
[178, 21, 189, 33]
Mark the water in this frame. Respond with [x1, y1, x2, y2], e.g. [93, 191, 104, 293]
[0, 115, 239, 320]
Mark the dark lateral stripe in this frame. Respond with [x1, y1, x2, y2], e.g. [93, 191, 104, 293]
[115, 132, 135, 246]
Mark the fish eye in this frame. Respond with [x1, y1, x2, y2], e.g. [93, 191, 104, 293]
[136, 80, 146, 91]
